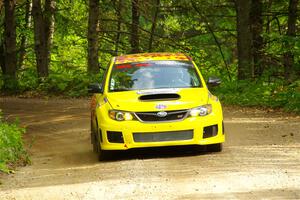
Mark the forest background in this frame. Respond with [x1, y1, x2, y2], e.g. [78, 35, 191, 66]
[0, 0, 299, 112]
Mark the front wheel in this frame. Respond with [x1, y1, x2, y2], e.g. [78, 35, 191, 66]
[94, 127, 111, 161]
[206, 143, 222, 152]
[91, 120, 98, 153]
[97, 148, 111, 161]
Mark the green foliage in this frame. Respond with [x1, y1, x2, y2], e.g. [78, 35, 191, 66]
[0, 0, 299, 113]
[17, 66, 103, 97]
[0, 111, 29, 173]
[0, 75, 19, 92]
[213, 80, 300, 113]
[40, 69, 102, 97]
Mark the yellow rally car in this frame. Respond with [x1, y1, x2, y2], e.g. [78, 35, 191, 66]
[88, 53, 225, 160]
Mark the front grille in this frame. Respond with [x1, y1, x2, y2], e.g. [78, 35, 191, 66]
[133, 130, 193, 142]
[135, 110, 188, 122]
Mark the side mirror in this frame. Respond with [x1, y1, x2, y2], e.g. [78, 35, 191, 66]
[88, 83, 102, 93]
[207, 77, 221, 87]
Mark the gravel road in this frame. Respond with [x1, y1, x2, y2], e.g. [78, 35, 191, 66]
[0, 97, 300, 199]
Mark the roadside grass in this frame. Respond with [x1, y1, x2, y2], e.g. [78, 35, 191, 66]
[0, 111, 30, 173]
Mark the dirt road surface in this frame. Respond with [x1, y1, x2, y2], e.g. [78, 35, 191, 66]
[0, 97, 300, 199]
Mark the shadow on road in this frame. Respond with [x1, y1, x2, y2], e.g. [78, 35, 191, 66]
[102, 145, 209, 162]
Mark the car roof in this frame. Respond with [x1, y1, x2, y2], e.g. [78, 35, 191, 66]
[114, 52, 191, 64]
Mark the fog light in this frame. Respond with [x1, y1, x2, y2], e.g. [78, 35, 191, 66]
[107, 131, 124, 143]
[203, 124, 218, 138]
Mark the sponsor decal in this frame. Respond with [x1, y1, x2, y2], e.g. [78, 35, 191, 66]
[115, 53, 189, 64]
[116, 64, 132, 69]
[155, 104, 167, 109]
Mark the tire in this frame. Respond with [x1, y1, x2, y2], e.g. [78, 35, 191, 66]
[93, 135, 99, 153]
[97, 148, 111, 161]
[94, 125, 111, 161]
[91, 120, 98, 153]
[207, 143, 222, 152]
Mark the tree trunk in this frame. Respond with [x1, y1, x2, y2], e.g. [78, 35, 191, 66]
[284, 0, 298, 82]
[148, 0, 160, 52]
[32, 0, 55, 78]
[114, 0, 123, 55]
[87, 0, 99, 73]
[32, 0, 47, 78]
[18, 0, 32, 69]
[0, 4, 4, 74]
[266, 0, 272, 33]
[44, 0, 55, 68]
[0, 2, 3, 18]
[131, 0, 140, 53]
[250, 0, 264, 77]
[236, 0, 253, 80]
[4, 0, 17, 81]
[0, 39, 5, 75]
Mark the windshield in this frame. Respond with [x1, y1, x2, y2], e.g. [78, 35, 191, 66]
[109, 60, 202, 92]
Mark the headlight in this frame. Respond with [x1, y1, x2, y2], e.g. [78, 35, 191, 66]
[109, 110, 133, 121]
[189, 104, 212, 117]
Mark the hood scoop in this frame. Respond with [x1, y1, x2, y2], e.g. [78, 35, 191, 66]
[139, 93, 180, 101]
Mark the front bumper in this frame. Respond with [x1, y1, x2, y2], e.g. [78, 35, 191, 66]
[97, 114, 225, 150]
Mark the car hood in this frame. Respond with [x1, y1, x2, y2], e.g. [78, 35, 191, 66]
[106, 88, 208, 112]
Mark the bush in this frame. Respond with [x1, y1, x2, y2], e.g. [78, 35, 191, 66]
[9, 66, 103, 97]
[0, 111, 29, 173]
[38, 69, 101, 97]
[213, 80, 300, 113]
